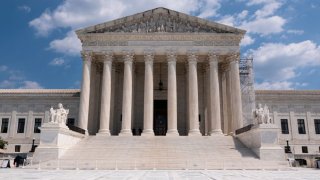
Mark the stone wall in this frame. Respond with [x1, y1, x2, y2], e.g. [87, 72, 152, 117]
[255, 90, 320, 167]
[0, 89, 79, 153]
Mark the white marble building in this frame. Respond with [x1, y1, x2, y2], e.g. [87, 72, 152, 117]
[256, 90, 320, 167]
[0, 7, 319, 169]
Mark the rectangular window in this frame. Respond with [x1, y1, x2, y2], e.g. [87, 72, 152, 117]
[281, 119, 289, 134]
[67, 118, 75, 126]
[297, 119, 306, 134]
[34, 118, 42, 133]
[17, 118, 25, 133]
[315, 119, 320, 134]
[15, 145, 21, 152]
[302, 146, 308, 153]
[1, 118, 9, 133]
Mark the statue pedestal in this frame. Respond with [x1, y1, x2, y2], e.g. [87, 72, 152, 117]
[33, 123, 85, 162]
[236, 124, 285, 161]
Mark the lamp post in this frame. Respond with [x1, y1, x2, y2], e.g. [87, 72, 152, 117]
[285, 140, 292, 153]
[29, 138, 35, 152]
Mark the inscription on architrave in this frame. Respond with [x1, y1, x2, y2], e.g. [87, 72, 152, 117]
[83, 40, 238, 47]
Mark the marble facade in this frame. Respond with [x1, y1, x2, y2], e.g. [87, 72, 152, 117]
[75, 7, 245, 136]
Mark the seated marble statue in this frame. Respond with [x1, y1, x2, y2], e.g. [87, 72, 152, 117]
[49, 103, 69, 125]
[254, 103, 272, 124]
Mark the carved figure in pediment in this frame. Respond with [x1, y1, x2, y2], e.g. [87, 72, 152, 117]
[194, 25, 200, 32]
[186, 22, 193, 32]
[148, 17, 156, 32]
[165, 18, 173, 32]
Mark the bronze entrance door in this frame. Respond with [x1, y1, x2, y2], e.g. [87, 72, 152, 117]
[154, 100, 167, 136]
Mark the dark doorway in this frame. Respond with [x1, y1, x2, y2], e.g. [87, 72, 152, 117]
[154, 100, 167, 136]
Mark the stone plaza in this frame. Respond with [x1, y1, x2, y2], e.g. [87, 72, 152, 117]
[1, 169, 320, 180]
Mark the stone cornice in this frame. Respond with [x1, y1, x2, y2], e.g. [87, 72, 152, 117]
[0, 89, 80, 97]
[255, 90, 320, 102]
[255, 90, 320, 95]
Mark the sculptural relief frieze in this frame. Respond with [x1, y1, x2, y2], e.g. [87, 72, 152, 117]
[88, 14, 233, 34]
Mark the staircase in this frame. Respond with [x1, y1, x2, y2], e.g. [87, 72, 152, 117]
[29, 136, 289, 170]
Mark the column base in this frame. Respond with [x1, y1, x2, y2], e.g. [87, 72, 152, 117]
[119, 129, 132, 136]
[188, 129, 201, 136]
[210, 129, 223, 135]
[96, 129, 111, 136]
[166, 129, 179, 136]
[141, 129, 154, 136]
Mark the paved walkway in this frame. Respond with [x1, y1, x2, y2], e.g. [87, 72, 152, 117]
[0, 169, 319, 180]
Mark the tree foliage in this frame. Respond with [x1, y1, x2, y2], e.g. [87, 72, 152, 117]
[0, 137, 8, 149]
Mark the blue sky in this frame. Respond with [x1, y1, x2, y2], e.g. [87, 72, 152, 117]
[0, 0, 319, 90]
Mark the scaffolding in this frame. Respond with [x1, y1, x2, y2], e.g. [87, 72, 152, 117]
[239, 57, 256, 126]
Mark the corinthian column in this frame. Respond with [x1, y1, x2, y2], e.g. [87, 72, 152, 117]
[119, 51, 134, 136]
[98, 51, 113, 136]
[208, 53, 223, 135]
[78, 51, 92, 134]
[167, 51, 179, 136]
[229, 54, 243, 131]
[187, 51, 201, 136]
[142, 51, 154, 136]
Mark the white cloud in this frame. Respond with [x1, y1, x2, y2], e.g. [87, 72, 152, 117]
[0, 66, 43, 89]
[232, 0, 286, 36]
[255, 81, 309, 90]
[240, 16, 286, 35]
[19, 81, 43, 89]
[253, 1, 282, 18]
[8, 70, 25, 81]
[217, 15, 235, 26]
[0, 65, 8, 72]
[49, 31, 81, 56]
[18, 5, 31, 13]
[287, 29, 304, 35]
[255, 81, 293, 90]
[237, 10, 248, 20]
[249, 40, 320, 81]
[241, 35, 255, 46]
[49, 57, 65, 66]
[197, 0, 221, 18]
[0, 80, 16, 89]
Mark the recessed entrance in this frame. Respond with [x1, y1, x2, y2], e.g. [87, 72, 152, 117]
[154, 100, 167, 136]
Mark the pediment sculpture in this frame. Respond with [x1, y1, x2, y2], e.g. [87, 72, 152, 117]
[49, 103, 69, 126]
[88, 13, 232, 34]
[254, 104, 272, 124]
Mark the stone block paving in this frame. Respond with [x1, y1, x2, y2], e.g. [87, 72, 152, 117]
[0, 169, 320, 180]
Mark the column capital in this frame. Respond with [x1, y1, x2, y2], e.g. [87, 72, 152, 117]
[226, 53, 240, 63]
[144, 50, 154, 64]
[102, 50, 113, 62]
[167, 50, 177, 63]
[208, 53, 219, 66]
[123, 50, 134, 63]
[187, 50, 198, 64]
[81, 51, 93, 62]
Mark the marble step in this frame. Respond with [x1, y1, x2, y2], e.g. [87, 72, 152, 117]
[26, 136, 289, 170]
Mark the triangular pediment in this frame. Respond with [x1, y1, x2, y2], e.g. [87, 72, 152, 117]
[77, 7, 245, 34]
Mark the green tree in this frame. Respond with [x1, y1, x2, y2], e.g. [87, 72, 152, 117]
[0, 137, 8, 149]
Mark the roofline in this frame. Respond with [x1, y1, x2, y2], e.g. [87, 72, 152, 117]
[255, 90, 320, 95]
[76, 7, 246, 35]
[0, 89, 80, 94]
